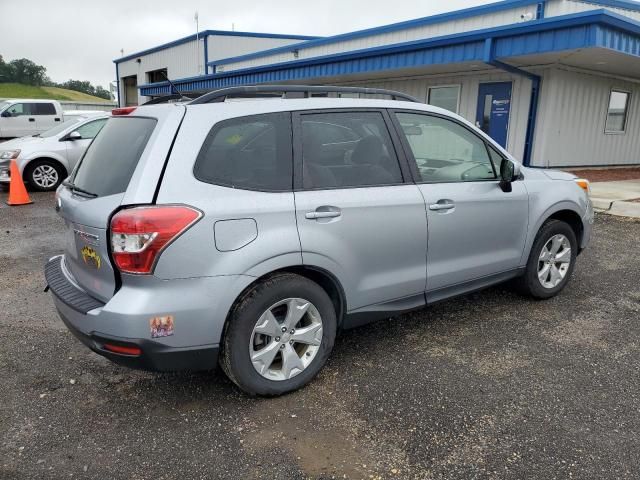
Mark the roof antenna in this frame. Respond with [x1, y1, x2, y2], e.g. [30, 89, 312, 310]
[159, 71, 189, 102]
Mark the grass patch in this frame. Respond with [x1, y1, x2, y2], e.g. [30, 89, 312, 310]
[0, 83, 112, 103]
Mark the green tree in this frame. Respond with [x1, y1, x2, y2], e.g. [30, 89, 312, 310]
[0, 55, 10, 83]
[93, 86, 113, 100]
[8, 58, 47, 85]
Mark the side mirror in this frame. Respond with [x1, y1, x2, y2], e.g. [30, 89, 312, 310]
[1, 111, 11, 118]
[67, 131, 82, 141]
[499, 159, 520, 193]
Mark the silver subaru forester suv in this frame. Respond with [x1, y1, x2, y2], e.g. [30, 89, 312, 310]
[46, 86, 593, 396]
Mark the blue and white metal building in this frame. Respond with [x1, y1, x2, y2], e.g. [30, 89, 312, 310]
[114, 30, 321, 108]
[116, 0, 640, 168]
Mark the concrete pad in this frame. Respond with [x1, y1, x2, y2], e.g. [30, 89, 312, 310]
[589, 179, 640, 218]
[590, 180, 640, 202]
[608, 201, 640, 219]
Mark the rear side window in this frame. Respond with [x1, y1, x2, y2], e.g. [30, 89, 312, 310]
[34, 103, 57, 115]
[194, 112, 292, 192]
[72, 117, 156, 197]
[300, 111, 403, 190]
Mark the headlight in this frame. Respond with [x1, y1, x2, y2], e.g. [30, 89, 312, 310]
[0, 150, 20, 160]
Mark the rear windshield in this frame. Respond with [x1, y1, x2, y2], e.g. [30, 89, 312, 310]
[72, 117, 156, 197]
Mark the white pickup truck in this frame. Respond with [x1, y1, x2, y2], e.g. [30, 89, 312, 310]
[0, 99, 72, 139]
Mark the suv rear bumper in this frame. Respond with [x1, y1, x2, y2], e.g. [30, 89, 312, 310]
[45, 255, 221, 372]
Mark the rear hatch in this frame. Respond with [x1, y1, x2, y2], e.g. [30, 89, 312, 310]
[56, 105, 185, 303]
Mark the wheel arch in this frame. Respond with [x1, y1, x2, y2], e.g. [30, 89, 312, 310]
[220, 265, 347, 345]
[545, 209, 584, 250]
[23, 156, 69, 177]
[523, 202, 586, 265]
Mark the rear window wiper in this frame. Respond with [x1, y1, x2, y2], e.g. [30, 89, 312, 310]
[62, 180, 98, 198]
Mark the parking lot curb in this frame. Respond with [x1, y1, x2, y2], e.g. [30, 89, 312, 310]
[593, 199, 640, 218]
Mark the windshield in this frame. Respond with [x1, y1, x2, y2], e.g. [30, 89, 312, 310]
[72, 117, 156, 197]
[0, 101, 10, 112]
[40, 117, 83, 138]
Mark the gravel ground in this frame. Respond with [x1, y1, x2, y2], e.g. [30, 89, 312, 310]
[1, 192, 640, 480]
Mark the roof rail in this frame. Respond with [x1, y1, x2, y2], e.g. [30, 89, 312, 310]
[142, 93, 200, 105]
[188, 85, 420, 104]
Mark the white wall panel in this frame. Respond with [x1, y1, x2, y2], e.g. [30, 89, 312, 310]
[532, 67, 640, 167]
[117, 35, 311, 103]
[220, 6, 539, 72]
[545, 0, 640, 21]
[118, 39, 204, 103]
[207, 35, 306, 62]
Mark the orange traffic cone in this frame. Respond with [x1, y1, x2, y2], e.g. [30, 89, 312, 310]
[6, 159, 33, 206]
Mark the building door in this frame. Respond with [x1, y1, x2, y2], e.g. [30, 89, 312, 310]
[122, 76, 138, 106]
[476, 82, 512, 148]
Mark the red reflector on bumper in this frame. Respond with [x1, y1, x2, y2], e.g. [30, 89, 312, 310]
[104, 343, 142, 356]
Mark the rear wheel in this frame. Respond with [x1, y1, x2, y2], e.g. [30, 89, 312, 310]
[221, 273, 337, 396]
[517, 219, 578, 299]
[25, 160, 66, 192]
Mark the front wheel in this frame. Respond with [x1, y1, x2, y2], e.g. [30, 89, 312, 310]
[25, 160, 66, 192]
[516, 219, 578, 299]
[221, 274, 337, 396]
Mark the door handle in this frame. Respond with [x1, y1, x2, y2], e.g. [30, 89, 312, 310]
[429, 201, 455, 211]
[305, 207, 342, 220]
[305, 211, 341, 220]
[28, 118, 35, 122]
[54, 118, 61, 122]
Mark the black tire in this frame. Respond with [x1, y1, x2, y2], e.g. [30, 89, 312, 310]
[220, 273, 337, 396]
[516, 219, 578, 299]
[24, 159, 66, 192]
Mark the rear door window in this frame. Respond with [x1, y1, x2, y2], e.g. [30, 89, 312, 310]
[299, 111, 403, 190]
[193, 112, 292, 192]
[72, 117, 156, 197]
[34, 103, 57, 115]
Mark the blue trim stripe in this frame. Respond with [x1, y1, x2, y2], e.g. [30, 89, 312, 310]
[537, 1, 546, 19]
[114, 30, 321, 64]
[483, 37, 541, 166]
[210, 0, 542, 67]
[139, 10, 640, 97]
[115, 62, 120, 108]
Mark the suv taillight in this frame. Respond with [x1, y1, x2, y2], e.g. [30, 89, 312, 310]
[110, 206, 202, 274]
[112, 107, 137, 116]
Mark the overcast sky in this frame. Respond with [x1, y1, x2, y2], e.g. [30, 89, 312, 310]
[0, 0, 487, 89]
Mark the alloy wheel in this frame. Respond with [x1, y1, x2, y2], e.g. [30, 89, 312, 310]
[31, 165, 59, 189]
[249, 298, 323, 381]
[538, 234, 572, 289]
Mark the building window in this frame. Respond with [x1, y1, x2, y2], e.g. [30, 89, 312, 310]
[605, 90, 630, 134]
[427, 85, 461, 114]
[147, 68, 168, 84]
